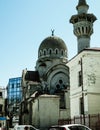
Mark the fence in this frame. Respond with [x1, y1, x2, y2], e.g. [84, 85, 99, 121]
[58, 114, 100, 130]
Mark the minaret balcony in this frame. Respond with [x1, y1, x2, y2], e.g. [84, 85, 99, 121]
[73, 21, 93, 37]
[70, 13, 97, 24]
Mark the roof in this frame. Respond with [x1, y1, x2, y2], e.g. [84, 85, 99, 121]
[84, 47, 100, 51]
[39, 94, 59, 98]
[67, 47, 100, 63]
[25, 71, 40, 82]
[38, 36, 67, 51]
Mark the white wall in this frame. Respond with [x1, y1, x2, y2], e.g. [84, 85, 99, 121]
[67, 50, 100, 117]
[88, 94, 100, 114]
[32, 99, 39, 128]
[39, 95, 60, 128]
[32, 94, 60, 128]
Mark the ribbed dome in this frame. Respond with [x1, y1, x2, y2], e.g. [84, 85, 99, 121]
[39, 36, 67, 51]
[38, 36, 67, 59]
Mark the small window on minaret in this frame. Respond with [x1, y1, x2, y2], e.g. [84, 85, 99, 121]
[82, 26, 84, 33]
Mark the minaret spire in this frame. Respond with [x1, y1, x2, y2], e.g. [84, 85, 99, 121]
[78, 0, 87, 5]
[76, 0, 89, 14]
[70, 0, 97, 53]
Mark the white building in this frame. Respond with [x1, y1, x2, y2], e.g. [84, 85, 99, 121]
[67, 0, 100, 118]
[67, 48, 100, 117]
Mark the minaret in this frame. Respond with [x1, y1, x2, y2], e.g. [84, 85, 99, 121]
[70, 0, 97, 53]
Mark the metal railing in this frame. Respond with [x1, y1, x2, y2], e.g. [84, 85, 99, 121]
[58, 113, 100, 130]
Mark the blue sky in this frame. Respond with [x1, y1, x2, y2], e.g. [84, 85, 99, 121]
[0, 0, 100, 87]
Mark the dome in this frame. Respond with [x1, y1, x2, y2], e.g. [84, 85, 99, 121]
[38, 36, 68, 59]
[39, 36, 67, 50]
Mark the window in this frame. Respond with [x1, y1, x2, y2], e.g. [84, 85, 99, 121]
[49, 127, 65, 130]
[56, 49, 58, 54]
[78, 27, 81, 33]
[0, 104, 3, 112]
[77, 126, 89, 130]
[43, 49, 47, 55]
[39, 50, 42, 57]
[61, 49, 64, 56]
[55, 48, 59, 55]
[60, 92, 65, 109]
[48, 48, 52, 55]
[16, 83, 20, 88]
[80, 97, 84, 115]
[0, 92, 2, 97]
[69, 126, 78, 130]
[78, 71, 82, 86]
[12, 83, 14, 88]
[82, 26, 84, 33]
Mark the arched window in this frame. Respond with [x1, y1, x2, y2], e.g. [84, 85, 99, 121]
[78, 27, 81, 33]
[82, 26, 84, 33]
[43, 49, 47, 55]
[48, 48, 52, 55]
[55, 48, 59, 55]
[65, 50, 67, 57]
[39, 50, 42, 57]
[61, 49, 64, 56]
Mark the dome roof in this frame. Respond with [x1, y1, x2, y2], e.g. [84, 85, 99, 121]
[38, 36, 67, 58]
[39, 36, 67, 51]
[38, 36, 68, 59]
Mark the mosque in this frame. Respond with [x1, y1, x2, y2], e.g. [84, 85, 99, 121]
[20, 0, 100, 129]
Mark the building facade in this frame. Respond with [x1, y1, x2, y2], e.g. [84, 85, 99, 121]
[20, 0, 100, 128]
[67, 0, 100, 118]
[21, 36, 70, 128]
[7, 77, 22, 126]
[0, 87, 6, 128]
[67, 49, 100, 117]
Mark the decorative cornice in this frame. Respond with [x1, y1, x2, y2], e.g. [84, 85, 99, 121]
[70, 13, 97, 24]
